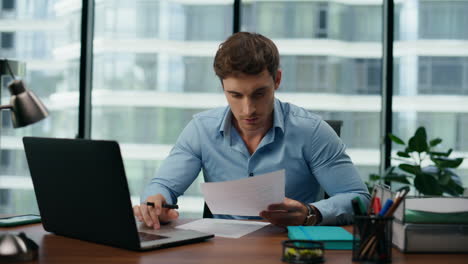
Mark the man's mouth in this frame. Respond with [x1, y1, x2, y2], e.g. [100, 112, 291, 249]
[244, 117, 258, 123]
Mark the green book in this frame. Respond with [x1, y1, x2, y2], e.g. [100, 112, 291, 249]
[404, 210, 468, 224]
[287, 226, 353, 250]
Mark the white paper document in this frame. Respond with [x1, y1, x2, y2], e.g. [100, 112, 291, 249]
[200, 169, 285, 216]
[176, 219, 270, 238]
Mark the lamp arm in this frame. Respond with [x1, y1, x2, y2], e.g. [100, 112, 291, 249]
[0, 104, 13, 110]
[2, 58, 17, 80]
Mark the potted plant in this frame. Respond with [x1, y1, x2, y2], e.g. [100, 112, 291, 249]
[368, 127, 465, 196]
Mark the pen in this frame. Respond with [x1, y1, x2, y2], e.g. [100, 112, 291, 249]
[384, 187, 409, 217]
[367, 188, 377, 215]
[146, 202, 179, 209]
[378, 199, 393, 217]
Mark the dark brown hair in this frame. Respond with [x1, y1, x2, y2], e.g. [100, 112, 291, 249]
[213, 32, 279, 81]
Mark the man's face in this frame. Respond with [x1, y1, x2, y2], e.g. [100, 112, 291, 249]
[222, 69, 282, 134]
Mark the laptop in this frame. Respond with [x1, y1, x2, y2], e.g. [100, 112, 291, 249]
[22, 137, 214, 251]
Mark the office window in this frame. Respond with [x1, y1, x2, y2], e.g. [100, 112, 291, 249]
[316, 3, 328, 38]
[92, 0, 233, 218]
[136, 1, 159, 39]
[0, 0, 80, 214]
[393, 0, 468, 186]
[243, 0, 383, 181]
[290, 2, 316, 39]
[350, 59, 382, 95]
[2, 0, 14, 10]
[185, 5, 232, 41]
[296, 56, 330, 93]
[1, 32, 14, 48]
[1, 111, 10, 127]
[10, 0, 54, 19]
[349, 5, 381, 42]
[184, 57, 221, 93]
[419, 1, 468, 40]
[418, 57, 467, 95]
[457, 115, 468, 151]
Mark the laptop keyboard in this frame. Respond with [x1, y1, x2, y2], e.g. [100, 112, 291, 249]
[138, 232, 169, 242]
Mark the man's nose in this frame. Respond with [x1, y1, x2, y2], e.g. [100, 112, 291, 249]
[242, 99, 256, 116]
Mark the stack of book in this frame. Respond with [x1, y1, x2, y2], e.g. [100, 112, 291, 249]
[391, 194, 468, 253]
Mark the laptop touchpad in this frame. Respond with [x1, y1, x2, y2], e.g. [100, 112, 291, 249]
[138, 232, 169, 242]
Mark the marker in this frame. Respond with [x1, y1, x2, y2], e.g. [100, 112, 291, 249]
[353, 197, 367, 215]
[146, 202, 179, 209]
[378, 199, 393, 217]
[352, 199, 363, 216]
[373, 197, 381, 214]
[367, 189, 377, 215]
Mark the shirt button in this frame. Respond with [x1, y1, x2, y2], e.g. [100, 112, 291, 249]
[249, 172, 254, 177]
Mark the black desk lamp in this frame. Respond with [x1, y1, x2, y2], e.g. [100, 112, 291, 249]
[0, 59, 49, 127]
[0, 59, 46, 262]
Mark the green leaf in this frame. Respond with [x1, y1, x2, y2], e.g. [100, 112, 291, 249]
[398, 164, 420, 175]
[414, 173, 443, 196]
[369, 174, 381, 181]
[430, 151, 450, 157]
[438, 171, 451, 185]
[429, 138, 442, 147]
[439, 179, 465, 196]
[383, 175, 411, 184]
[433, 157, 464, 168]
[384, 166, 396, 175]
[397, 151, 410, 158]
[430, 148, 454, 158]
[447, 148, 453, 156]
[388, 133, 405, 145]
[407, 127, 428, 153]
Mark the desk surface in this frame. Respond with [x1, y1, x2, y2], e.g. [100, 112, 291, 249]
[1, 219, 467, 264]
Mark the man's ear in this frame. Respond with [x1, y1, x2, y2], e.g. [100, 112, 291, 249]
[274, 69, 282, 91]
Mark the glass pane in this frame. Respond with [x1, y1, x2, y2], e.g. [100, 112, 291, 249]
[91, 0, 233, 218]
[0, 0, 80, 214]
[242, 0, 383, 184]
[393, 0, 468, 189]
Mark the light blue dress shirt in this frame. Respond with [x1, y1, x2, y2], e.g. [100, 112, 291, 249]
[141, 98, 370, 225]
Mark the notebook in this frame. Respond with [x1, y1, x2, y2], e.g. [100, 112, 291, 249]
[23, 137, 214, 251]
[287, 226, 353, 250]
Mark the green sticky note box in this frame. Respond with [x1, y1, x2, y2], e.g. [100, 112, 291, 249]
[287, 226, 353, 250]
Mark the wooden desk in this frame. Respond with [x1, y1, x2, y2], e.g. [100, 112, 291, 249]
[1, 219, 467, 264]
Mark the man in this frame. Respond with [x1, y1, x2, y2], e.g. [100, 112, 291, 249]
[133, 32, 370, 229]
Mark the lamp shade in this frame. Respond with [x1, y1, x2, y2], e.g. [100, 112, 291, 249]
[8, 80, 49, 128]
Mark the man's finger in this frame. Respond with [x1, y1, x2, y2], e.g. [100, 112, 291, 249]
[140, 205, 154, 227]
[133, 206, 143, 221]
[159, 209, 179, 223]
[267, 203, 289, 211]
[146, 204, 160, 229]
[261, 210, 304, 226]
[268, 201, 303, 211]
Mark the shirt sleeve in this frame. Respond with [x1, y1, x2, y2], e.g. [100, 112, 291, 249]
[140, 119, 202, 205]
[307, 120, 371, 225]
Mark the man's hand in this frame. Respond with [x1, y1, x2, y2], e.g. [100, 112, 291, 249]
[133, 194, 179, 229]
[259, 197, 308, 227]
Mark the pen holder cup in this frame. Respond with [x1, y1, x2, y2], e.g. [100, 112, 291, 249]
[352, 216, 393, 263]
[281, 240, 325, 264]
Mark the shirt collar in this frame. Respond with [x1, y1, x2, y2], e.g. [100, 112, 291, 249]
[218, 98, 284, 137]
[272, 98, 285, 134]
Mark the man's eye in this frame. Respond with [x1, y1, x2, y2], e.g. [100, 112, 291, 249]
[232, 94, 242, 98]
[253, 93, 264, 98]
